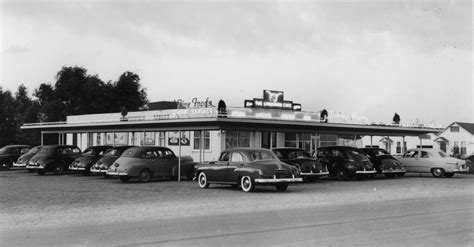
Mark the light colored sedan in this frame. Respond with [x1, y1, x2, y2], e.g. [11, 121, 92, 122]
[398, 148, 469, 178]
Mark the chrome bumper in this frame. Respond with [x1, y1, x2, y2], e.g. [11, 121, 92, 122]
[106, 171, 128, 176]
[13, 163, 26, 167]
[300, 171, 329, 176]
[454, 167, 469, 173]
[254, 175, 303, 183]
[90, 168, 107, 173]
[69, 167, 86, 171]
[25, 166, 43, 170]
[382, 169, 406, 174]
[356, 169, 377, 174]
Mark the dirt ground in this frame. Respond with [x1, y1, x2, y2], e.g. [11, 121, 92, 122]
[1, 169, 473, 232]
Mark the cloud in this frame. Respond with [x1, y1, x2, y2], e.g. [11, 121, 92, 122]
[2, 44, 29, 54]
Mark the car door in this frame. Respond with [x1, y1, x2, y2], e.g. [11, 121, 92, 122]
[147, 150, 167, 176]
[225, 152, 244, 182]
[417, 151, 432, 173]
[206, 152, 230, 182]
[400, 150, 419, 173]
[161, 149, 178, 176]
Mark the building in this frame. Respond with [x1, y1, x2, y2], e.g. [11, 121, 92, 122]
[434, 122, 474, 157]
[22, 90, 442, 162]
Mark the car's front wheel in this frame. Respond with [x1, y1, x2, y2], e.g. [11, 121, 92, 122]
[336, 169, 348, 181]
[198, 172, 209, 188]
[275, 183, 288, 192]
[138, 169, 151, 183]
[0, 160, 11, 171]
[119, 176, 130, 182]
[431, 168, 445, 178]
[241, 176, 254, 192]
[397, 172, 405, 177]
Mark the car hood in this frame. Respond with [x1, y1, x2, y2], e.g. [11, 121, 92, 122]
[29, 154, 53, 163]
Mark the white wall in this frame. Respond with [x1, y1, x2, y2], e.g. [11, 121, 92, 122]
[437, 123, 474, 156]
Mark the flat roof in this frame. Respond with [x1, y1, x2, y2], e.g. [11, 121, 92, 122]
[21, 107, 441, 136]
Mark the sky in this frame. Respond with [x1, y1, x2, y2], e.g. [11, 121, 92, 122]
[1, 0, 472, 127]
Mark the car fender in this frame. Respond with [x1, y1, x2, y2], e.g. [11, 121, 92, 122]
[234, 167, 261, 180]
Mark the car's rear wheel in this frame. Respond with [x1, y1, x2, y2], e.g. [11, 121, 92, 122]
[27, 169, 35, 173]
[119, 176, 130, 182]
[0, 160, 11, 171]
[397, 172, 405, 177]
[54, 165, 64, 175]
[444, 172, 455, 178]
[275, 183, 288, 192]
[241, 176, 254, 192]
[138, 169, 151, 183]
[431, 168, 445, 178]
[385, 173, 395, 178]
[336, 169, 348, 181]
[198, 172, 209, 188]
[37, 170, 45, 175]
[103, 174, 111, 179]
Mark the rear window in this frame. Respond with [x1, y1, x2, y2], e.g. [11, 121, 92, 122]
[83, 148, 95, 155]
[346, 149, 369, 161]
[250, 151, 278, 161]
[104, 149, 121, 157]
[122, 149, 138, 157]
[287, 150, 311, 159]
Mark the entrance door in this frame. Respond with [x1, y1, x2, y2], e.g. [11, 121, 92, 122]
[440, 142, 447, 152]
[261, 132, 276, 149]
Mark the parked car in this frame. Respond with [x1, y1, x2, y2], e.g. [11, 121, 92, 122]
[272, 147, 329, 181]
[464, 155, 474, 174]
[195, 148, 302, 192]
[0, 145, 31, 170]
[398, 148, 468, 177]
[106, 146, 197, 183]
[359, 148, 406, 178]
[69, 145, 113, 175]
[26, 145, 82, 175]
[316, 146, 376, 180]
[14, 146, 43, 172]
[90, 146, 135, 177]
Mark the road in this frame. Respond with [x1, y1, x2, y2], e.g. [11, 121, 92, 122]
[1, 170, 473, 246]
[2, 195, 473, 246]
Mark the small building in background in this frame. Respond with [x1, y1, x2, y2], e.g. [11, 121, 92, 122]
[434, 122, 474, 158]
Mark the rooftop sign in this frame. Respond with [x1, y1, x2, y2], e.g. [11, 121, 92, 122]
[244, 90, 302, 111]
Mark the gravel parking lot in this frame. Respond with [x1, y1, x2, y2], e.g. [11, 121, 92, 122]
[1, 169, 473, 232]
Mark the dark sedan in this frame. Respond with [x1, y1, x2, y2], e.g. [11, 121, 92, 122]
[316, 146, 376, 180]
[106, 146, 197, 182]
[90, 146, 135, 177]
[195, 148, 302, 192]
[14, 146, 42, 172]
[68, 145, 113, 175]
[0, 145, 31, 170]
[359, 148, 406, 178]
[26, 145, 82, 175]
[272, 147, 329, 181]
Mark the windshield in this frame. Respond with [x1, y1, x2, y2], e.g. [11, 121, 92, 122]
[250, 151, 278, 161]
[38, 147, 55, 154]
[0, 147, 8, 154]
[83, 148, 95, 155]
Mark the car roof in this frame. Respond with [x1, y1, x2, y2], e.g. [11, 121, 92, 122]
[317, 146, 359, 150]
[42, 145, 80, 149]
[223, 148, 272, 153]
[2, 145, 31, 149]
[406, 148, 436, 152]
[272, 147, 305, 151]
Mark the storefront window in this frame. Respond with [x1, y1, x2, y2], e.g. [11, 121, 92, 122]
[461, 141, 466, 155]
[319, 134, 337, 147]
[298, 133, 311, 151]
[156, 132, 165, 146]
[144, 132, 155, 146]
[396, 141, 401, 154]
[194, 131, 210, 150]
[225, 131, 250, 148]
[284, 133, 297, 147]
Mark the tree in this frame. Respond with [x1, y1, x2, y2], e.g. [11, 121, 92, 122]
[0, 89, 17, 146]
[34, 83, 63, 122]
[112, 71, 147, 112]
[14, 85, 40, 145]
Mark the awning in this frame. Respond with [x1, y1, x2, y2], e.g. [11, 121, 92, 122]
[433, 137, 449, 143]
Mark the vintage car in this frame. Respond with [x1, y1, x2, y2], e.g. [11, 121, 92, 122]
[14, 146, 42, 171]
[26, 145, 82, 175]
[359, 147, 406, 178]
[316, 146, 376, 180]
[195, 148, 302, 192]
[464, 155, 474, 174]
[106, 146, 197, 182]
[69, 145, 113, 175]
[90, 146, 135, 177]
[0, 145, 31, 170]
[398, 148, 468, 177]
[272, 147, 328, 181]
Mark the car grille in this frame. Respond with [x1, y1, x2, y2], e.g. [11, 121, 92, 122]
[275, 169, 288, 178]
